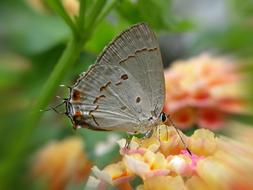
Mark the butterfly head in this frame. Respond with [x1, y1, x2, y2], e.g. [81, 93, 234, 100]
[159, 112, 168, 124]
[65, 99, 73, 116]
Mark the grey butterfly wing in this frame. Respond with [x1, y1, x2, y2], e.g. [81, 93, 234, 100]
[70, 23, 164, 133]
[70, 64, 151, 133]
[96, 23, 165, 117]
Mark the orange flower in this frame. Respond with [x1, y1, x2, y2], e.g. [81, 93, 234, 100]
[32, 137, 91, 190]
[86, 125, 253, 190]
[164, 54, 246, 130]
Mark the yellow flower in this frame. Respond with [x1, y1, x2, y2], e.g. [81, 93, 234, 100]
[27, 0, 79, 17]
[32, 137, 91, 190]
[142, 176, 185, 190]
[163, 54, 246, 130]
[188, 128, 216, 156]
[86, 125, 253, 190]
[62, 0, 79, 18]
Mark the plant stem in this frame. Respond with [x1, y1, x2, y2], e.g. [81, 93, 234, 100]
[94, 0, 118, 27]
[0, 0, 119, 187]
[86, 0, 107, 32]
[0, 36, 86, 187]
[78, 0, 86, 32]
[46, 0, 78, 34]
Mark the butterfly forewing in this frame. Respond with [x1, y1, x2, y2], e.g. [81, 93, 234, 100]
[96, 23, 165, 117]
[96, 23, 158, 65]
[118, 46, 165, 117]
[70, 23, 165, 133]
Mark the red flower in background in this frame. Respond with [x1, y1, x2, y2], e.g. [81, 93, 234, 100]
[163, 54, 246, 130]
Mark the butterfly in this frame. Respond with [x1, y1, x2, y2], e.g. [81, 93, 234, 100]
[64, 23, 168, 135]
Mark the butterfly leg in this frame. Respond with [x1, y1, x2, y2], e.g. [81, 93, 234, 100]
[124, 134, 131, 149]
[144, 129, 154, 138]
[167, 115, 192, 155]
[158, 125, 169, 141]
[138, 129, 154, 148]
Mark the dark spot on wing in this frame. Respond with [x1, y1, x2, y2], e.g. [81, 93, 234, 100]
[100, 81, 111, 91]
[118, 47, 158, 65]
[151, 110, 156, 117]
[121, 106, 127, 110]
[89, 105, 99, 114]
[93, 95, 106, 104]
[89, 105, 99, 126]
[73, 111, 88, 128]
[121, 74, 128, 80]
[115, 81, 122, 86]
[72, 89, 81, 101]
[74, 110, 81, 117]
[91, 114, 99, 126]
[136, 97, 141, 103]
[119, 55, 135, 64]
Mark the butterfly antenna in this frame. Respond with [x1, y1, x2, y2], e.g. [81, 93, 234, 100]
[167, 115, 192, 155]
[60, 84, 72, 92]
[40, 100, 66, 114]
[56, 95, 68, 101]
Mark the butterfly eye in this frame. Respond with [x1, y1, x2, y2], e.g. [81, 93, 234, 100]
[160, 112, 167, 123]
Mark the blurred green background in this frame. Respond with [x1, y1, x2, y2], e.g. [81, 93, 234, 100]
[0, 0, 253, 189]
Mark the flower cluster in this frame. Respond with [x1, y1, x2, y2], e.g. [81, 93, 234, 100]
[32, 137, 91, 190]
[163, 54, 245, 130]
[86, 125, 253, 190]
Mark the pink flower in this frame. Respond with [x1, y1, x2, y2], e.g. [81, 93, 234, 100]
[86, 125, 253, 189]
[164, 54, 246, 130]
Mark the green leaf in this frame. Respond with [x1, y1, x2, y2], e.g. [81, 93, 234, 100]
[137, 0, 171, 29]
[116, 0, 168, 29]
[116, 0, 193, 31]
[0, 53, 30, 89]
[0, 2, 70, 55]
[85, 21, 122, 54]
[116, 0, 143, 24]
[230, 113, 253, 126]
[79, 130, 123, 168]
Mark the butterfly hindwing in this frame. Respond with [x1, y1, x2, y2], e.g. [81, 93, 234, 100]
[71, 64, 151, 132]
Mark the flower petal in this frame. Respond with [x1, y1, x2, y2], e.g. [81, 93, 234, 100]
[189, 129, 217, 156]
[85, 176, 103, 190]
[168, 155, 188, 176]
[143, 176, 186, 190]
[92, 166, 112, 184]
[170, 107, 196, 129]
[197, 108, 225, 130]
[123, 155, 150, 179]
